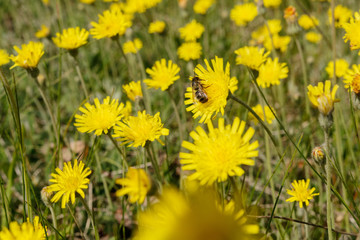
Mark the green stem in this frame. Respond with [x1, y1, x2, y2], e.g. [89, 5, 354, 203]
[107, 133, 128, 169]
[114, 37, 134, 82]
[49, 206, 58, 240]
[323, 126, 333, 240]
[95, 152, 114, 210]
[145, 142, 163, 183]
[79, 197, 100, 240]
[167, 90, 183, 145]
[136, 52, 152, 114]
[0, 176, 9, 227]
[73, 56, 89, 100]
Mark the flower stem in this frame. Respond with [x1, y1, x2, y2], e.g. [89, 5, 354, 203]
[145, 142, 163, 183]
[114, 37, 134, 82]
[323, 125, 333, 240]
[107, 133, 128, 169]
[95, 152, 114, 210]
[73, 56, 89, 100]
[167, 90, 183, 145]
[79, 197, 100, 240]
[49, 205, 58, 240]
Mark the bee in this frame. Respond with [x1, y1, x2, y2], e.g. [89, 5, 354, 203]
[191, 76, 208, 103]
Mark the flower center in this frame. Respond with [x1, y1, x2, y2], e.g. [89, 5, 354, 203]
[351, 74, 360, 94]
[317, 94, 333, 115]
[63, 176, 82, 191]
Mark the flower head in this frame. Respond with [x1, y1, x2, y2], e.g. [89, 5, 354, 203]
[234, 46, 269, 70]
[286, 179, 319, 208]
[113, 110, 169, 147]
[74, 96, 125, 136]
[148, 20, 166, 34]
[35, 25, 50, 39]
[193, 0, 215, 14]
[251, 19, 282, 44]
[343, 64, 360, 94]
[123, 38, 143, 54]
[47, 159, 92, 208]
[180, 117, 258, 185]
[298, 15, 319, 30]
[256, 58, 288, 88]
[179, 20, 205, 42]
[329, 5, 352, 28]
[122, 0, 161, 14]
[0, 49, 10, 66]
[185, 57, 237, 123]
[123, 81, 143, 101]
[116, 168, 151, 204]
[249, 104, 275, 124]
[123, 101, 132, 119]
[144, 59, 180, 91]
[264, 35, 291, 53]
[305, 32, 322, 44]
[343, 11, 360, 55]
[230, 3, 258, 27]
[10, 41, 44, 70]
[307, 80, 340, 115]
[52, 27, 89, 50]
[284, 6, 298, 23]
[325, 59, 349, 78]
[0, 216, 46, 240]
[261, 0, 281, 8]
[177, 42, 202, 61]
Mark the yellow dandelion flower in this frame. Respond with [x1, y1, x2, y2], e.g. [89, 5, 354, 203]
[148, 20, 166, 34]
[184, 56, 238, 123]
[256, 58, 288, 88]
[343, 11, 360, 55]
[113, 110, 169, 147]
[0, 49, 10, 66]
[42, 0, 49, 5]
[10, 41, 44, 70]
[307, 80, 340, 115]
[264, 34, 291, 53]
[251, 19, 282, 44]
[123, 0, 162, 14]
[298, 15, 319, 30]
[47, 159, 91, 208]
[260, 0, 282, 8]
[328, 5, 352, 28]
[35, 25, 50, 39]
[249, 104, 275, 124]
[230, 3, 258, 27]
[52, 27, 89, 50]
[123, 81, 143, 101]
[123, 38, 143, 54]
[193, 0, 215, 14]
[343, 64, 360, 94]
[74, 96, 125, 136]
[115, 168, 151, 204]
[180, 117, 258, 185]
[325, 59, 349, 79]
[0, 216, 46, 240]
[179, 20, 205, 42]
[305, 31, 322, 44]
[177, 42, 202, 61]
[90, 7, 132, 39]
[80, 0, 95, 3]
[144, 59, 180, 91]
[234, 46, 269, 70]
[286, 179, 319, 208]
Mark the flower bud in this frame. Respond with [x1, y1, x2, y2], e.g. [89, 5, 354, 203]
[312, 146, 325, 166]
[41, 187, 53, 208]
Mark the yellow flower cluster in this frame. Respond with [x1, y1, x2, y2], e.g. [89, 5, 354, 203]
[123, 38, 143, 54]
[230, 3, 258, 27]
[325, 59, 349, 78]
[298, 15, 319, 30]
[177, 19, 204, 61]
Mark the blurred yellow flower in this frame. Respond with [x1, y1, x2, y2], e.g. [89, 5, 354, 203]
[307, 80, 339, 115]
[249, 104, 275, 124]
[42, 0, 49, 5]
[47, 159, 91, 208]
[328, 5, 352, 28]
[234, 46, 269, 70]
[185, 57, 238, 123]
[283, 6, 297, 23]
[52, 27, 89, 50]
[305, 31, 322, 44]
[116, 168, 151, 204]
[144, 59, 180, 91]
[343, 11, 360, 55]
[148, 20, 165, 34]
[325, 59, 349, 78]
[177, 42, 202, 61]
[90, 7, 132, 39]
[113, 110, 169, 147]
[0, 216, 46, 240]
[10, 41, 44, 70]
[193, 0, 215, 14]
[180, 117, 258, 185]
[343, 64, 360, 94]
[122, 0, 162, 14]
[298, 15, 319, 30]
[74, 96, 125, 136]
[262, 0, 281, 8]
[179, 20, 204, 42]
[80, 0, 95, 3]
[286, 179, 319, 208]
[251, 19, 282, 44]
[35, 25, 50, 39]
[0, 49, 10, 66]
[230, 3, 258, 27]
[264, 34, 291, 53]
[123, 81, 143, 101]
[256, 58, 288, 88]
[123, 38, 143, 54]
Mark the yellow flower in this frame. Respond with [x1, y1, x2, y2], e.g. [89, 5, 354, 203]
[251, 19, 282, 44]
[80, 0, 95, 3]
[230, 3, 258, 27]
[185, 57, 238, 123]
[144, 59, 180, 91]
[264, 34, 291, 53]
[343, 11, 360, 55]
[260, 0, 281, 8]
[177, 42, 202, 61]
[10, 41, 44, 70]
[328, 5, 352, 28]
[0, 49, 10, 66]
[298, 15, 319, 30]
[0, 216, 46, 240]
[305, 31, 322, 44]
[286, 179, 319, 208]
[35, 25, 50, 39]
[47, 159, 91, 208]
[180, 117, 258, 185]
[123, 38, 143, 54]
[148, 20, 166, 34]
[343, 64, 360, 94]
[113, 110, 169, 147]
[115, 168, 151, 204]
[52, 27, 89, 50]
[234, 46, 269, 70]
[122, 0, 162, 14]
[42, 0, 49, 5]
[74, 96, 125, 136]
[256, 58, 288, 88]
[249, 104, 275, 124]
[307, 80, 340, 115]
[193, 0, 215, 14]
[90, 7, 132, 39]
[123, 81, 143, 101]
[179, 20, 205, 42]
[325, 59, 349, 78]
[123, 101, 132, 119]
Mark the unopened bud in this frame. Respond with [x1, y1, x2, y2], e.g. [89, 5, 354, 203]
[312, 146, 325, 166]
[41, 187, 53, 208]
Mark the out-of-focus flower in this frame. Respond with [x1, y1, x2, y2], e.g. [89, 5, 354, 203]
[343, 11, 360, 55]
[286, 179, 319, 208]
[35, 25, 50, 39]
[0, 49, 10, 66]
[52, 27, 89, 50]
[123, 38, 143, 54]
[0, 216, 46, 240]
[298, 15, 319, 30]
[259, 0, 282, 8]
[343, 64, 360, 95]
[144, 59, 180, 91]
[251, 19, 282, 44]
[311, 146, 325, 165]
[193, 0, 215, 14]
[325, 59, 349, 78]
[307, 80, 340, 115]
[234, 46, 269, 70]
[256, 58, 288, 88]
[264, 34, 291, 53]
[122, 0, 162, 14]
[80, 0, 95, 4]
[178, 0, 187, 8]
[230, 3, 258, 27]
[305, 31, 322, 44]
[42, 0, 49, 5]
[284, 6, 298, 23]
[123, 81, 143, 101]
[328, 5, 352, 28]
[10, 41, 44, 70]
[179, 20, 205, 42]
[177, 42, 202, 61]
[249, 104, 276, 124]
[148, 20, 166, 34]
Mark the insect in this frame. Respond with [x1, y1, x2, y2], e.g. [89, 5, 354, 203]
[191, 76, 208, 103]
